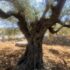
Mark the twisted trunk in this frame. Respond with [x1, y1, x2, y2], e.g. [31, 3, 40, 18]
[15, 34, 44, 70]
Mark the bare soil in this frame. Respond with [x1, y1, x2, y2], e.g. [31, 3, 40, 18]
[0, 36, 70, 70]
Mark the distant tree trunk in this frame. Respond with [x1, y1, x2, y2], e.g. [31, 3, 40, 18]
[15, 33, 44, 70]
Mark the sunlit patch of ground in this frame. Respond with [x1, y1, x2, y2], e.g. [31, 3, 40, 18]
[43, 44, 70, 70]
[0, 36, 70, 70]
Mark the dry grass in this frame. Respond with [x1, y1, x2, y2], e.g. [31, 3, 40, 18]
[43, 45, 70, 70]
[0, 36, 70, 70]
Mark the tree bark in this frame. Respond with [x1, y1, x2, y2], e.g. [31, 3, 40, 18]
[15, 34, 44, 70]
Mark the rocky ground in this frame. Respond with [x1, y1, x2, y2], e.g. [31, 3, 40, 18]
[0, 35, 70, 70]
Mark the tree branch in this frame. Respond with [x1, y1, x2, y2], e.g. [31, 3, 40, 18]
[58, 20, 70, 28]
[0, 10, 31, 41]
[16, 14, 31, 41]
[51, 0, 66, 19]
[41, 0, 49, 19]
[35, 0, 67, 36]
[0, 10, 10, 18]
[49, 26, 63, 34]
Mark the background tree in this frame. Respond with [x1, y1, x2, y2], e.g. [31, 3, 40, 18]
[0, 0, 70, 70]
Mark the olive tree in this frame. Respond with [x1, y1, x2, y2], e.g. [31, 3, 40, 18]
[0, 0, 70, 70]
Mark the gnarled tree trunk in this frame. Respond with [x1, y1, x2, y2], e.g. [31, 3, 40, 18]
[15, 34, 44, 70]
